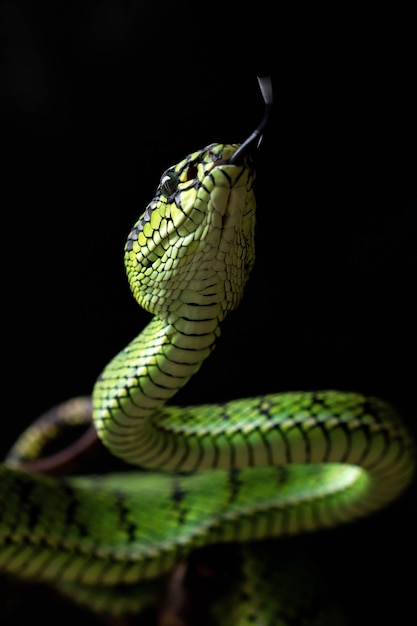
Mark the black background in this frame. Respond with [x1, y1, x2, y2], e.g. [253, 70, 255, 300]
[1, 2, 416, 625]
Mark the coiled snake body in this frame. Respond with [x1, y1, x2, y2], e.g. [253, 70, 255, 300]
[1, 79, 415, 624]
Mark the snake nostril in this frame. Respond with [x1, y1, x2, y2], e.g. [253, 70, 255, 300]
[185, 164, 198, 180]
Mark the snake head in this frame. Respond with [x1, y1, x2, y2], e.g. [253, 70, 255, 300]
[124, 143, 256, 322]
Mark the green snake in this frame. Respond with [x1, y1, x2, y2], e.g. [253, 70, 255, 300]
[1, 77, 415, 624]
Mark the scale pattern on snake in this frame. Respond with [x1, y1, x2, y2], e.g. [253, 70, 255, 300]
[1, 78, 415, 624]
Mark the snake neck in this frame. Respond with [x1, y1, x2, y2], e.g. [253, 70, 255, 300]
[92, 294, 226, 467]
[93, 304, 221, 421]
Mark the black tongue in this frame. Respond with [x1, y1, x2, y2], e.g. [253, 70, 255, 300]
[228, 75, 273, 165]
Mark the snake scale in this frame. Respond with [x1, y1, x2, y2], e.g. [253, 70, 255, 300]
[1, 77, 415, 624]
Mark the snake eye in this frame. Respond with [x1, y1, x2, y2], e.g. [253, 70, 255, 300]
[160, 171, 179, 197]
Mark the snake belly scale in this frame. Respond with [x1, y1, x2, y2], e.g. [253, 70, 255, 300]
[1, 107, 415, 622]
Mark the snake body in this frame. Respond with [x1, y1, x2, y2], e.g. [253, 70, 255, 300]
[1, 85, 415, 623]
